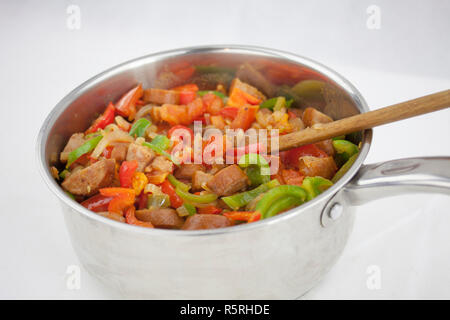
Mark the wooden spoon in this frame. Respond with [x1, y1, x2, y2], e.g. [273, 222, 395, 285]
[274, 89, 450, 152]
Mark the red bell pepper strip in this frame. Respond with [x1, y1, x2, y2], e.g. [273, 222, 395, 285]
[279, 144, 328, 169]
[85, 103, 115, 134]
[167, 124, 194, 141]
[115, 84, 143, 121]
[119, 160, 138, 188]
[197, 206, 222, 215]
[102, 146, 114, 159]
[161, 180, 183, 208]
[81, 194, 113, 212]
[99, 188, 136, 214]
[230, 105, 259, 130]
[223, 211, 261, 223]
[202, 92, 224, 115]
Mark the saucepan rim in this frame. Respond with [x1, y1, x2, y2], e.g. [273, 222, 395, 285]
[36, 44, 372, 236]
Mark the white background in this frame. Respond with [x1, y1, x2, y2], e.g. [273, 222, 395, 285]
[0, 0, 449, 299]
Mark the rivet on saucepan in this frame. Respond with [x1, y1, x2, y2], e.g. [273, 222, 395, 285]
[328, 203, 343, 220]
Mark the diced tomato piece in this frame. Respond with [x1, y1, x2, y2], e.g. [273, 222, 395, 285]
[160, 104, 189, 125]
[202, 92, 223, 115]
[210, 115, 226, 130]
[228, 87, 262, 107]
[115, 84, 143, 121]
[230, 105, 259, 130]
[160, 180, 183, 208]
[85, 102, 116, 134]
[119, 160, 138, 188]
[279, 144, 328, 169]
[186, 98, 205, 124]
[81, 194, 113, 212]
[219, 107, 239, 119]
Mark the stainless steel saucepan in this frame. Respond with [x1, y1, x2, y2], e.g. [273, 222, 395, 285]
[36, 45, 450, 299]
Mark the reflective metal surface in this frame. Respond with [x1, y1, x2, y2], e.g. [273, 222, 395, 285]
[36, 45, 449, 299]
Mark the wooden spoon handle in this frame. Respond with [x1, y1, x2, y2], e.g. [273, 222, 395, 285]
[277, 89, 450, 152]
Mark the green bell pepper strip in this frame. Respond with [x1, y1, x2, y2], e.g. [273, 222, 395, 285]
[333, 140, 359, 161]
[332, 153, 358, 183]
[66, 135, 103, 168]
[255, 185, 307, 219]
[260, 97, 293, 110]
[238, 153, 270, 186]
[183, 203, 197, 216]
[301, 176, 333, 201]
[221, 179, 280, 210]
[175, 186, 218, 204]
[197, 90, 226, 99]
[264, 196, 303, 218]
[65, 191, 76, 200]
[332, 135, 346, 141]
[142, 135, 173, 161]
[59, 169, 70, 180]
[167, 174, 190, 191]
[129, 118, 151, 138]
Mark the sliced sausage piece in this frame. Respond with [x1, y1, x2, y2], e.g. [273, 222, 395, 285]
[192, 171, 213, 191]
[229, 78, 266, 101]
[298, 156, 337, 180]
[174, 164, 205, 180]
[207, 164, 249, 196]
[61, 159, 115, 196]
[60, 133, 85, 162]
[143, 88, 180, 105]
[110, 142, 129, 162]
[236, 63, 276, 97]
[149, 155, 174, 173]
[135, 208, 184, 229]
[126, 143, 155, 172]
[302, 107, 333, 127]
[182, 214, 232, 230]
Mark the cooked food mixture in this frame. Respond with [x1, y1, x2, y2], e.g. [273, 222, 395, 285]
[53, 74, 359, 230]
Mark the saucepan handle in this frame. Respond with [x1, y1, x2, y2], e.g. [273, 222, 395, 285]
[321, 157, 450, 226]
[344, 156, 450, 205]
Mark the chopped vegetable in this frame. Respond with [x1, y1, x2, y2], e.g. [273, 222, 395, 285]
[238, 153, 270, 186]
[167, 174, 190, 191]
[255, 185, 307, 219]
[99, 188, 135, 214]
[264, 196, 303, 218]
[175, 187, 218, 204]
[279, 144, 328, 169]
[129, 118, 151, 138]
[176, 203, 197, 217]
[197, 205, 222, 215]
[197, 90, 226, 99]
[119, 160, 138, 188]
[125, 206, 153, 228]
[161, 180, 184, 208]
[81, 194, 113, 212]
[332, 140, 359, 161]
[66, 135, 103, 168]
[332, 153, 358, 183]
[115, 84, 143, 121]
[85, 103, 115, 134]
[230, 105, 259, 130]
[223, 211, 261, 223]
[260, 97, 294, 110]
[221, 179, 280, 210]
[301, 176, 333, 201]
[131, 172, 149, 195]
[147, 193, 171, 209]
